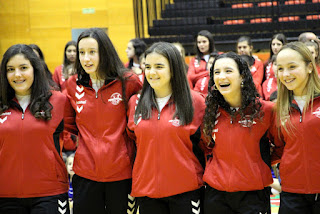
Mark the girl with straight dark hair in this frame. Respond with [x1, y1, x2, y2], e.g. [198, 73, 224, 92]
[64, 28, 142, 214]
[127, 42, 206, 214]
[0, 44, 69, 213]
[187, 30, 216, 89]
[53, 40, 77, 91]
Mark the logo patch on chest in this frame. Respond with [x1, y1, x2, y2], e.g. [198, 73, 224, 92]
[0, 116, 7, 124]
[312, 107, 320, 118]
[108, 93, 122, 105]
[169, 118, 181, 127]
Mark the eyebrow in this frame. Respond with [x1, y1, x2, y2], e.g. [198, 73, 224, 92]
[7, 64, 29, 67]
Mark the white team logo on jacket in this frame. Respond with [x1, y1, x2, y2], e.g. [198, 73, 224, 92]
[238, 115, 256, 128]
[108, 93, 122, 105]
[194, 59, 200, 68]
[0, 112, 11, 124]
[75, 85, 85, 113]
[312, 107, 320, 118]
[212, 112, 220, 141]
[169, 118, 181, 127]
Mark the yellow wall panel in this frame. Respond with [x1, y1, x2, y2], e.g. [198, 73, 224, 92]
[70, 0, 107, 11]
[71, 10, 108, 28]
[30, 12, 71, 28]
[0, 0, 137, 71]
[29, 0, 70, 12]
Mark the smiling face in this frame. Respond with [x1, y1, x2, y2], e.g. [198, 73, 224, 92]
[277, 48, 311, 96]
[79, 38, 100, 79]
[6, 54, 34, 96]
[197, 35, 210, 55]
[237, 41, 253, 56]
[213, 58, 242, 104]
[145, 52, 172, 98]
[271, 38, 283, 55]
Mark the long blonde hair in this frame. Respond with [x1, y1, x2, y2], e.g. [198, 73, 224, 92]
[276, 42, 320, 133]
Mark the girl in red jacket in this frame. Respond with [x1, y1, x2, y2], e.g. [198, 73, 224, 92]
[63, 28, 142, 214]
[125, 38, 147, 75]
[275, 42, 320, 213]
[127, 42, 206, 214]
[188, 30, 216, 89]
[53, 41, 77, 92]
[202, 52, 274, 213]
[237, 36, 264, 96]
[0, 44, 69, 213]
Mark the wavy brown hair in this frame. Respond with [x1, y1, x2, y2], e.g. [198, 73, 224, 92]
[203, 52, 262, 143]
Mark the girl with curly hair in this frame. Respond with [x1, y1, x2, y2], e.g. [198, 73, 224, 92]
[202, 52, 275, 213]
[0, 44, 69, 213]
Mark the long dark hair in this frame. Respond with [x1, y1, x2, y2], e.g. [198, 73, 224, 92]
[29, 44, 58, 90]
[195, 30, 215, 60]
[269, 33, 287, 61]
[0, 44, 53, 120]
[75, 28, 129, 108]
[203, 52, 262, 141]
[62, 41, 77, 78]
[128, 38, 147, 69]
[134, 42, 193, 125]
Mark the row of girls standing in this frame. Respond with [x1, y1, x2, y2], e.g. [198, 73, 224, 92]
[0, 28, 319, 214]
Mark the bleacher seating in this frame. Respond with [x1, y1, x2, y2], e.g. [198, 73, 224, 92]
[138, 0, 320, 54]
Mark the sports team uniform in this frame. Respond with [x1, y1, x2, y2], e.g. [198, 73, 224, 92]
[272, 96, 320, 214]
[203, 100, 275, 214]
[262, 77, 277, 101]
[0, 91, 69, 214]
[264, 61, 275, 81]
[194, 74, 209, 97]
[251, 58, 264, 96]
[187, 57, 208, 89]
[53, 65, 67, 92]
[64, 73, 142, 214]
[127, 91, 206, 214]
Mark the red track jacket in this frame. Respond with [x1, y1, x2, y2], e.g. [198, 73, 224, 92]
[187, 57, 208, 89]
[203, 100, 274, 192]
[0, 91, 68, 197]
[127, 91, 206, 198]
[194, 74, 209, 97]
[273, 96, 320, 194]
[64, 73, 142, 182]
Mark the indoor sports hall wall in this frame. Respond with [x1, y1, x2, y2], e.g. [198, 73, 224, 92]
[0, 0, 136, 72]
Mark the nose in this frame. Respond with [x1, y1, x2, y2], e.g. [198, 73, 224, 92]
[14, 69, 22, 77]
[83, 53, 90, 61]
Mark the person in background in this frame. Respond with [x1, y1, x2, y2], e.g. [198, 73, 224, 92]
[66, 153, 75, 214]
[172, 42, 189, 73]
[298, 32, 318, 43]
[0, 44, 69, 214]
[188, 30, 216, 89]
[64, 28, 142, 214]
[305, 40, 320, 75]
[273, 42, 320, 214]
[264, 33, 287, 80]
[125, 38, 147, 76]
[194, 52, 219, 97]
[127, 42, 206, 214]
[262, 55, 278, 101]
[202, 52, 274, 213]
[237, 36, 264, 96]
[53, 41, 77, 92]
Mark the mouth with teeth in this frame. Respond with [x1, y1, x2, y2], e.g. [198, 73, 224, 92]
[219, 83, 231, 89]
[13, 80, 26, 84]
[284, 78, 295, 84]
